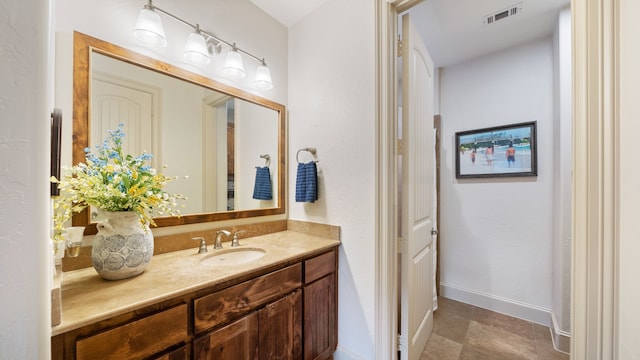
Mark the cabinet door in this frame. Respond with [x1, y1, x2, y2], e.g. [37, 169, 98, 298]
[194, 312, 259, 360]
[304, 274, 336, 360]
[258, 289, 302, 360]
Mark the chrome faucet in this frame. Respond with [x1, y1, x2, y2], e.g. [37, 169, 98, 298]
[214, 230, 231, 249]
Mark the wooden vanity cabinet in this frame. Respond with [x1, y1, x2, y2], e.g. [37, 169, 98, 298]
[303, 250, 338, 360]
[193, 264, 302, 360]
[194, 289, 302, 360]
[52, 247, 338, 360]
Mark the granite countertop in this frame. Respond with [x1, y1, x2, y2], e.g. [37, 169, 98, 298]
[52, 230, 340, 336]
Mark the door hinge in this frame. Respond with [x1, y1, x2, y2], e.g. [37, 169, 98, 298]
[397, 35, 403, 57]
[397, 333, 407, 352]
[397, 139, 404, 156]
[397, 237, 403, 253]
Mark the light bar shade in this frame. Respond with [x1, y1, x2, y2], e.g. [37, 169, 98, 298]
[222, 49, 245, 79]
[183, 31, 210, 65]
[133, 8, 167, 47]
[252, 63, 273, 90]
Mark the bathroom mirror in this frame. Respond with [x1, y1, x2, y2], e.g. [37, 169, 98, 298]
[72, 32, 285, 234]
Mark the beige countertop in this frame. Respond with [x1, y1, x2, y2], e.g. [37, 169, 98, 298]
[52, 230, 340, 336]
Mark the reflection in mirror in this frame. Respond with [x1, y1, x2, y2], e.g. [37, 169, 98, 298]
[73, 32, 285, 233]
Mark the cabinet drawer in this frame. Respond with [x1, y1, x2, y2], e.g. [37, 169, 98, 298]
[194, 263, 302, 333]
[304, 250, 336, 284]
[75, 303, 188, 360]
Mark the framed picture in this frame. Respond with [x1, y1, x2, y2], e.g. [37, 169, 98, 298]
[455, 121, 537, 179]
[50, 108, 62, 196]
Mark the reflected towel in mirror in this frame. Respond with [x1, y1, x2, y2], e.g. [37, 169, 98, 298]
[295, 161, 318, 203]
[252, 166, 273, 200]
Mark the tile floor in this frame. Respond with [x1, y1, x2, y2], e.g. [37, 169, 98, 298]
[420, 297, 569, 360]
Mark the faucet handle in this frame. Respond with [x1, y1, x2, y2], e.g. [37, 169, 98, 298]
[231, 230, 246, 247]
[192, 237, 208, 254]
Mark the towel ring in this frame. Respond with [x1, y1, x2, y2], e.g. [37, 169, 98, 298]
[296, 147, 318, 164]
[260, 154, 270, 167]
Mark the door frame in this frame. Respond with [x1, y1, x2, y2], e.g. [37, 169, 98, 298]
[375, 1, 423, 358]
[374, 0, 620, 358]
[570, 0, 618, 358]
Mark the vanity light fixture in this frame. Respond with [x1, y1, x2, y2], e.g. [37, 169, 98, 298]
[183, 25, 210, 65]
[133, 0, 273, 89]
[222, 44, 245, 79]
[253, 60, 273, 90]
[133, 2, 167, 47]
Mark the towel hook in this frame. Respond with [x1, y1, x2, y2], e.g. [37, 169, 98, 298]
[296, 147, 318, 164]
[259, 154, 270, 167]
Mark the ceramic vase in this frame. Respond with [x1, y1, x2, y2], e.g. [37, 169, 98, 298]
[91, 210, 154, 280]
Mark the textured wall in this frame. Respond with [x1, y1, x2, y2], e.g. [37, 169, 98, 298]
[0, 0, 52, 358]
[288, 0, 376, 358]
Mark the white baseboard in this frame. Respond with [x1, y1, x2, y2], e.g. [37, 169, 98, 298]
[440, 283, 551, 326]
[550, 311, 571, 353]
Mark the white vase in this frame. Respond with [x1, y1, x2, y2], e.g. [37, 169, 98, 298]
[91, 210, 154, 280]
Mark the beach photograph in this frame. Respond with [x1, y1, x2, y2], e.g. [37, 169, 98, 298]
[455, 122, 537, 178]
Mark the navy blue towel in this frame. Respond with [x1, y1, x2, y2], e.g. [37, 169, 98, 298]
[252, 166, 272, 200]
[295, 161, 318, 203]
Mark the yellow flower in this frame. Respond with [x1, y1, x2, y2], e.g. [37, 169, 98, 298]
[51, 123, 184, 242]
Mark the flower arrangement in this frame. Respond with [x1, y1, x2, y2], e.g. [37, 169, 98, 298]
[51, 124, 185, 241]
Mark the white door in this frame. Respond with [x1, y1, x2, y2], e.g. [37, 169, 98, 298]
[91, 76, 158, 169]
[399, 13, 435, 360]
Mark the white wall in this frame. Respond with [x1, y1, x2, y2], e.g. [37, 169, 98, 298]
[551, 6, 572, 345]
[439, 37, 555, 323]
[617, 0, 640, 357]
[288, 0, 376, 358]
[0, 0, 52, 358]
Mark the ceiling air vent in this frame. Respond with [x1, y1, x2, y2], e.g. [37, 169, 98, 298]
[483, 2, 523, 25]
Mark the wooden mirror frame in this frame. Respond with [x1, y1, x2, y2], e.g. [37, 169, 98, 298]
[72, 31, 286, 234]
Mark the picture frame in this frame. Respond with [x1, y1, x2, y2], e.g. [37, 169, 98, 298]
[50, 108, 62, 196]
[455, 121, 537, 179]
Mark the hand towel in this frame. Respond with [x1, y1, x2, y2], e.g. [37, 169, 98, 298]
[295, 161, 318, 203]
[252, 166, 272, 200]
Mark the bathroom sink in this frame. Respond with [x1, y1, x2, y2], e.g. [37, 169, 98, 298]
[199, 248, 266, 266]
